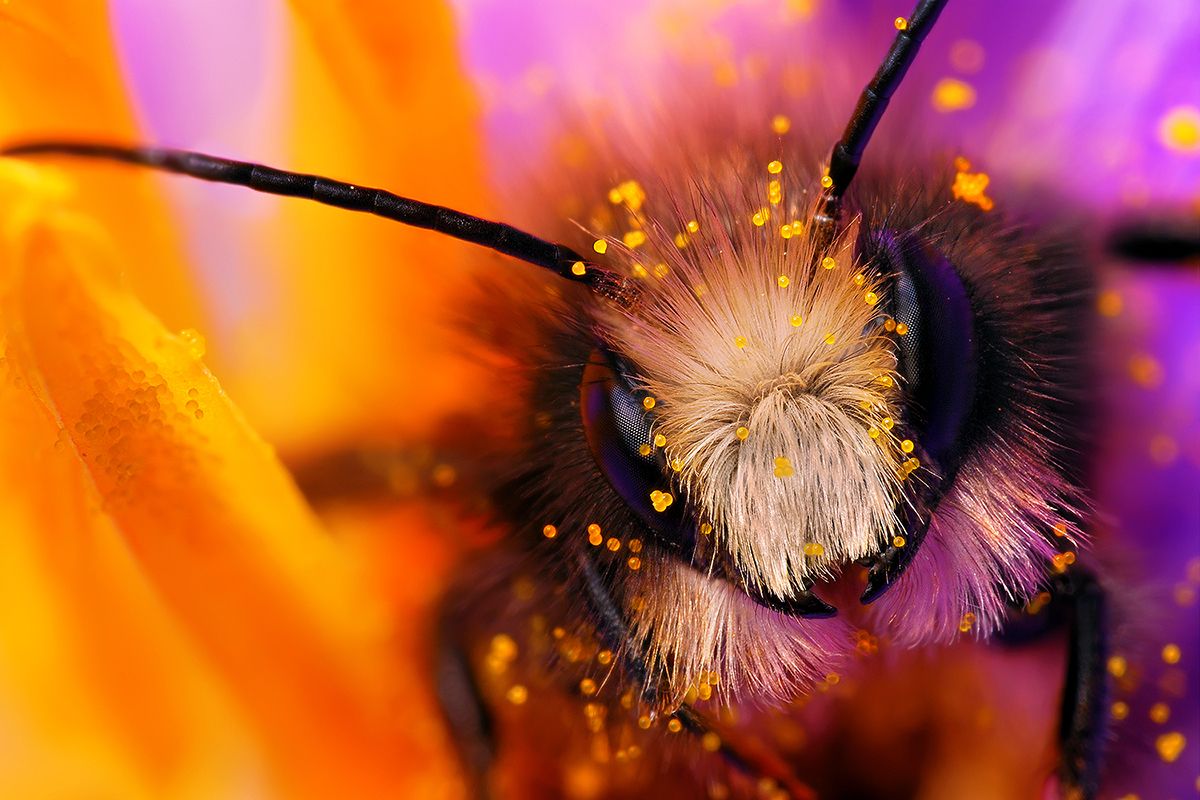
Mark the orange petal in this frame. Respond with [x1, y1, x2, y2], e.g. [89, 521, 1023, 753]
[0, 1, 204, 332]
[207, 1, 496, 452]
[0, 167, 460, 797]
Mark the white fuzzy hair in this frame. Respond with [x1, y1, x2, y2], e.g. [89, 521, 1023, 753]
[597, 172, 906, 603]
[623, 558, 850, 705]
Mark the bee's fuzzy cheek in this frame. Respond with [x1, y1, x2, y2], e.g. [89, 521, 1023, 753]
[622, 557, 854, 705]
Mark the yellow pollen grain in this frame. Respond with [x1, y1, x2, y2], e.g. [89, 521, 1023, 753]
[637, 714, 652, 729]
[752, 209, 769, 226]
[623, 230, 647, 248]
[895, 322, 909, 335]
[952, 167, 994, 210]
[959, 612, 976, 633]
[901, 439, 915, 453]
[854, 272, 866, 286]
[638, 443, 652, 457]
[1108, 654, 1128, 678]
[735, 425, 750, 440]
[597, 650, 613, 665]
[506, 685, 528, 705]
[884, 318, 897, 332]
[642, 396, 656, 410]
[768, 160, 783, 174]
[1097, 289, 1124, 317]
[1155, 731, 1186, 763]
[629, 539, 643, 553]
[778, 274, 790, 288]
[803, 542, 825, 557]
[490, 633, 518, 661]
[670, 458, 684, 472]
[702, 731, 721, 751]
[1158, 105, 1200, 154]
[878, 374, 894, 386]
[893, 535, 907, 548]
[649, 490, 674, 512]
[667, 718, 683, 733]
[686, 219, 700, 233]
[606, 537, 621, 552]
[588, 529, 603, 547]
[771, 114, 791, 135]
[881, 417, 895, 430]
[823, 332, 837, 345]
[868, 426, 880, 439]
[1111, 701, 1130, 720]
[571, 261, 587, 276]
[864, 290, 879, 306]
[1163, 643, 1182, 664]
[632, 263, 649, 279]
[789, 314, 803, 327]
[543, 524, 558, 539]
[653, 433, 667, 447]
[780, 223, 794, 239]
[932, 78, 977, 112]
[822, 256, 836, 270]
[894, 16, 908, 30]
[1150, 702, 1171, 724]
[593, 239, 608, 254]
[607, 187, 623, 204]
[734, 335, 748, 349]
[773, 456, 795, 478]
[820, 175, 833, 188]
[674, 232, 689, 248]
[627, 556, 641, 570]
[700, 522, 714, 536]
[652, 262, 670, 279]
[587, 523, 601, 536]
[579, 678, 597, 696]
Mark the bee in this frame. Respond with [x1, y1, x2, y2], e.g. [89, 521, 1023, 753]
[5, 0, 1197, 798]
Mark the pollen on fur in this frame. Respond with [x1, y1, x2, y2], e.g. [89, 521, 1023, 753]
[773, 457, 795, 478]
[771, 114, 791, 135]
[643, 396, 656, 410]
[593, 239, 608, 254]
[735, 425, 750, 440]
[767, 160, 783, 174]
[777, 275, 790, 288]
[821, 256, 836, 270]
[571, 261, 587, 276]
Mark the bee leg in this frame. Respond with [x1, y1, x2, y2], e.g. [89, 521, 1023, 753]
[1107, 216, 1200, 264]
[1052, 570, 1109, 800]
[435, 602, 496, 800]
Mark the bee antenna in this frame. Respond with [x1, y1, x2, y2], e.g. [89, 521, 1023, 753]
[1, 141, 631, 300]
[810, 0, 950, 247]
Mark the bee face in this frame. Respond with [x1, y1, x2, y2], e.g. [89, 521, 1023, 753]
[494, 128, 1091, 704]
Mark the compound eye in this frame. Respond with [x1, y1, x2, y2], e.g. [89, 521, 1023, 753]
[875, 233, 978, 471]
[580, 349, 694, 551]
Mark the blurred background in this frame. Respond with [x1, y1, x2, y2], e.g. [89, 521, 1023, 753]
[0, 1, 1196, 797]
